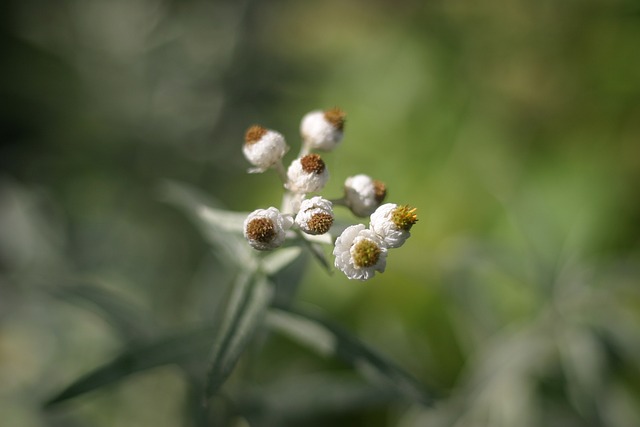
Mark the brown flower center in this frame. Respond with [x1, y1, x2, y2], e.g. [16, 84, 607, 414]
[300, 154, 326, 174]
[373, 180, 387, 203]
[307, 212, 333, 234]
[392, 205, 418, 231]
[323, 108, 346, 131]
[245, 125, 267, 145]
[352, 239, 381, 268]
[246, 217, 276, 242]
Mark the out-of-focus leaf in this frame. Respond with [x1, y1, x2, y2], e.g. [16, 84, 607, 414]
[204, 273, 273, 400]
[298, 235, 332, 273]
[266, 306, 436, 406]
[261, 246, 302, 276]
[44, 326, 215, 407]
[49, 283, 153, 342]
[159, 180, 254, 268]
[238, 374, 400, 424]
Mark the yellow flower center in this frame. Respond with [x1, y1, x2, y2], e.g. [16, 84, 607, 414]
[352, 239, 381, 268]
[392, 205, 418, 231]
[373, 180, 387, 203]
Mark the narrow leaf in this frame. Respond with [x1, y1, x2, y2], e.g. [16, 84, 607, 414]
[261, 246, 302, 276]
[204, 273, 273, 400]
[44, 326, 214, 407]
[159, 180, 254, 267]
[267, 306, 437, 406]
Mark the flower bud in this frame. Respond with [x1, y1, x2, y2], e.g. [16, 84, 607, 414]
[344, 174, 387, 217]
[369, 203, 418, 248]
[286, 154, 329, 193]
[300, 108, 346, 151]
[243, 125, 288, 172]
[333, 224, 387, 280]
[295, 196, 334, 235]
[243, 207, 293, 250]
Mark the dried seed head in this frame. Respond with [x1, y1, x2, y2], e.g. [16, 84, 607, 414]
[300, 154, 326, 174]
[245, 217, 276, 243]
[307, 212, 334, 235]
[245, 125, 268, 145]
[373, 180, 387, 204]
[323, 107, 346, 131]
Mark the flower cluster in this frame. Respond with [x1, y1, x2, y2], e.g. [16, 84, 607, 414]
[242, 108, 417, 281]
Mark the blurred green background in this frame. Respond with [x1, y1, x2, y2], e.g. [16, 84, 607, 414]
[1, 0, 639, 426]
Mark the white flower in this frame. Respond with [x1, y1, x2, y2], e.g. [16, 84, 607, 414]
[344, 174, 387, 217]
[333, 224, 387, 281]
[300, 108, 346, 151]
[243, 207, 293, 250]
[286, 154, 329, 193]
[295, 196, 334, 235]
[369, 203, 418, 248]
[243, 125, 288, 172]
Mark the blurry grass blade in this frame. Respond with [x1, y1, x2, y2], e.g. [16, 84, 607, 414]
[267, 307, 436, 406]
[44, 326, 215, 407]
[49, 283, 152, 341]
[204, 273, 273, 400]
[261, 246, 302, 276]
[159, 180, 253, 267]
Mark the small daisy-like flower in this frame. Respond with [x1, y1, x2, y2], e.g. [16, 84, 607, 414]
[243, 125, 288, 173]
[333, 224, 388, 281]
[369, 203, 418, 248]
[243, 207, 293, 251]
[300, 107, 346, 151]
[295, 196, 334, 235]
[287, 154, 329, 193]
[344, 174, 387, 217]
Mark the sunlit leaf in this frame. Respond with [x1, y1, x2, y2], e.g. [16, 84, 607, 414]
[44, 326, 214, 407]
[204, 273, 273, 400]
[266, 306, 436, 406]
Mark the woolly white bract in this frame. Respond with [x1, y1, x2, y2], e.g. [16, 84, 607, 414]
[286, 156, 329, 193]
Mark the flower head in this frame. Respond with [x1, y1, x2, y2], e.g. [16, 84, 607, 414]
[295, 196, 334, 235]
[286, 154, 329, 193]
[243, 207, 293, 250]
[369, 203, 418, 248]
[300, 108, 346, 151]
[333, 224, 387, 280]
[344, 174, 387, 217]
[243, 125, 288, 172]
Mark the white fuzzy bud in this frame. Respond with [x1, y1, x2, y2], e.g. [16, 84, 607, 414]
[286, 154, 329, 193]
[243, 125, 288, 172]
[300, 108, 346, 151]
[344, 174, 387, 217]
[243, 207, 293, 250]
